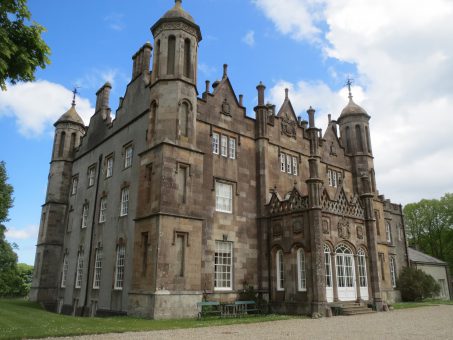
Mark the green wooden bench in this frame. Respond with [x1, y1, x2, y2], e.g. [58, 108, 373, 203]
[197, 301, 221, 319]
[235, 300, 260, 315]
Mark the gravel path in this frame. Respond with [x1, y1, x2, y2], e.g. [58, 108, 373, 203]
[48, 305, 453, 340]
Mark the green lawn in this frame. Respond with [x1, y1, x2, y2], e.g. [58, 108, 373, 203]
[0, 299, 295, 340]
[392, 299, 453, 310]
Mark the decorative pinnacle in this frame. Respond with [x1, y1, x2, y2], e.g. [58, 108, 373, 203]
[346, 77, 354, 100]
[175, 0, 182, 7]
[285, 88, 289, 99]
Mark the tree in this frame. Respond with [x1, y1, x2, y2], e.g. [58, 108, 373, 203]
[0, 0, 51, 90]
[404, 193, 453, 273]
[397, 267, 440, 301]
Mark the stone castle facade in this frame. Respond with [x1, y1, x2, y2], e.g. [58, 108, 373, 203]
[30, 0, 408, 318]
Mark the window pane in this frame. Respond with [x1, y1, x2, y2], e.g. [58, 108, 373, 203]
[214, 241, 233, 290]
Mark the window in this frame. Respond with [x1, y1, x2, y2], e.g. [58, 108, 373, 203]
[386, 222, 392, 243]
[177, 166, 187, 204]
[324, 244, 332, 288]
[120, 187, 129, 216]
[75, 251, 84, 289]
[167, 35, 176, 75]
[183, 38, 191, 78]
[221, 135, 228, 157]
[106, 156, 114, 178]
[286, 154, 292, 174]
[141, 232, 149, 276]
[356, 125, 364, 152]
[212, 133, 219, 154]
[389, 257, 397, 288]
[215, 181, 233, 213]
[93, 248, 102, 289]
[280, 153, 285, 172]
[379, 252, 385, 280]
[292, 156, 298, 175]
[214, 241, 233, 290]
[297, 249, 306, 291]
[345, 126, 351, 153]
[88, 166, 96, 187]
[229, 138, 236, 159]
[398, 224, 402, 241]
[124, 146, 133, 168]
[276, 250, 284, 291]
[358, 249, 368, 288]
[179, 102, 189, 137]
[99, 197, 107, 223]
[327, 169, 341, 188]
[61, 255, 68, 288]
[71, 176, 78, 195]
[58, 131, 66, 157]
[175, 233, 185, 277]
[114, 245, 126, 290]
[81, 204, 89, 228]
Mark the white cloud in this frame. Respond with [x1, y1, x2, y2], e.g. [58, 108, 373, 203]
[104, 13, 126, 31]
[5, 225, 39, 241]
[0, 80, 94, 137]
[255, 0, 453, 204]
[242, 30, 256, 47]
[75, 68, 123, 90]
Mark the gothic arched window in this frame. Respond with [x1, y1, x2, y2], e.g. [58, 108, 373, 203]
[167, 36, 176, 75]
[355, 125, 364, 152]
[179, 102, 189, 137]
[183, 38, 191, 78]
[345, 126, 351, 153]
[276, 249, 284, 291]
[297, 248, 306, 291]
[58, 131, 66, 157]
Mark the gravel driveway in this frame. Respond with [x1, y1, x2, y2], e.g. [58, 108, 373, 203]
[49, 305, 453, 340]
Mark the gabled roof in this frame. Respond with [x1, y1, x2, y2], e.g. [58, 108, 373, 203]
[408, 248, 447, 265]
[276, 94, 298, 122]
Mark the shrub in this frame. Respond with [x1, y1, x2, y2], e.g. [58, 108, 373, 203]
[397, 267, 440, 301]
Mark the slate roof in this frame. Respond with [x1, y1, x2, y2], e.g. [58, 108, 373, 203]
[408, 247, 447, 265]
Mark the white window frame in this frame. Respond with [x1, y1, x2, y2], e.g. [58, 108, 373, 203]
[324, 244, 333, 288]
[88, 166, 96, 187]
[332, 171, 337, 187]
[297, 249, 306, 291]
[292, 156, 298, 175]
[220, 135, 228, 157]
[120, 187, 129, 217]
[386, 222, 392, 243]
[229, 137, 236, 159]
[358, 249, 368, 288]
[106, 156, 114, 178]
[93, 248, 103, 289]
[212, 133, 219, 155]
[81, 204, 89, 228]
[75, 252, 84, 289]
[286, 154, 292, 174]
[214, 240, 233, 291]
[61, 255, 68, 288]
[390, 257, 397, 288]
[71, 176, 78, 195]
[124, 145, 133, 169]
[114, 245, 126, 290]
[276, 250, 284, 291]
[215, 181, 233, 213]
[327, 170, 333, 187]
[280, 153, 286, 172]
[99, 197, 107, 223]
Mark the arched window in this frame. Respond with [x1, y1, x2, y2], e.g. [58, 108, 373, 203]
[389, 257, 397, 288]
[58, 131, 66, 157]
[345, 126, 351, 153]
[355, 125, 364, 152]
[357, 248, 368, 288]
[167, 36, 176, 75]
[365, 126, 372, 153]
[183, 38, 191, 78]
[70, 133, 76, 153]
[150, 102, 157, 138]
[276, 250, 284, 291]
[336, 244, 354, 288]
[179, 102, 189, 137]
[297, 248, 306, 291]
[155, 40, 161, 77]
[324, 244, 332, 288]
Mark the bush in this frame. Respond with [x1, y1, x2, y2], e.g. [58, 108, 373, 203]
[397, 267, 440, 301]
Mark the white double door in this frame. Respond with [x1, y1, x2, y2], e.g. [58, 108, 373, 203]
[335, 253, 357, 301]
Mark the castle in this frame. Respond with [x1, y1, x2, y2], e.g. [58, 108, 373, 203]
[30, 0, 408, 318]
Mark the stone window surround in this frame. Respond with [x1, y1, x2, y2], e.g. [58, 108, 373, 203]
[276, 249, 284, 291]
[123, 142, 134, 169]
[71, 175, 79, 195]
[87, 164, 96, 188]
[327, 167, 343, 188]
[279, 149, 299, 176]
[214, 240, 233, 291]
[212, 130, 237, 160]
[105, 153, 114, 179]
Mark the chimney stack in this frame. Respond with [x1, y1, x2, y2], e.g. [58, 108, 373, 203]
[257, 81, 266, 106]
[95, 82, 112, 112]
[132, 42, 153, 79]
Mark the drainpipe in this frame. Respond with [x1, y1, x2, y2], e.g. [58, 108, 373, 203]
[82, 154, 103, 316]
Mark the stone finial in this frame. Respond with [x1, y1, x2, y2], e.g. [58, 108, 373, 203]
[205, 80, 210, 94]
[175, 0, 182, 7]
[307, 106, 316, 128]
[285, 88, 289, 99]
[223, 64, 228, 79]
[239, 94, 243, 106]
[328, 114, 331, 123]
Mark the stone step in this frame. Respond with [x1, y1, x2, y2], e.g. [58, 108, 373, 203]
[342, 309, 376, 316]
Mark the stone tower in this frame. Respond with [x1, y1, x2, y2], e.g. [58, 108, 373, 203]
[130, 0, 206, 319]
[30, 99, 86, 309]
[337, 87, 383, 311]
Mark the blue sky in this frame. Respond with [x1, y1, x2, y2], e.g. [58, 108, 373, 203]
[1, 0, 453, 265]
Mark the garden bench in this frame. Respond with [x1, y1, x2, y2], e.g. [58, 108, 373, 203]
[235, 300, 260, 315]
[197, 301, 221, 319]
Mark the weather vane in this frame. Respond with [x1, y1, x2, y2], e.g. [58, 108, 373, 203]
[72, 86, 80, 106]
[346, 77, 354, 99]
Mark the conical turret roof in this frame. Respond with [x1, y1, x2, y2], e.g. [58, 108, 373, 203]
[162, 0, 195, 24]
[55, 104, 85, 127]
[340, 97, 368, 118]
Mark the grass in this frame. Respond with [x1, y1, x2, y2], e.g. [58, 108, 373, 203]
[0, 299, 296, 340]
[392, 299, 453, 310]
